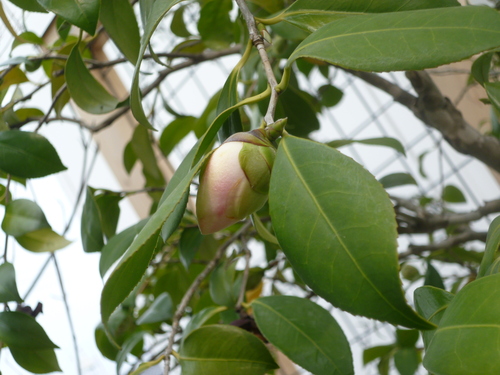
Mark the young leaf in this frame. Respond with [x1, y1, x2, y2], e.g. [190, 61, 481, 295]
[137, 292, 173, 325]
[423, 273, 500, 375]
[269, 136, 433, 329]
[81, 187, 104, 253]
[37, 0, 100, 35]
[15, 228, 71, 253]
[328, 137, 406, 156]
[66, 44, 120, 114]
[0, 262, 23, 303]
[179, 325, 278, 375]
[100, 0, 140, 64]
[8, 347, 61, 374]
[0, 130, 67, 178]
[379, 173, 417, 189]
[2, 199, 50, 237]
[286, 6, 500, 72]
[477, 215, 500, 278]
[253, 296, 354, 375]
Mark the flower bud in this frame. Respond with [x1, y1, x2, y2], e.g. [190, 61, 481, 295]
[196, 129, 276, 234]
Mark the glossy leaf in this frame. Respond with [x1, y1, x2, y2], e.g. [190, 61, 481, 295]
[100, 0, 140, 64]
[274, 0, 459, 33]
[137, 292, 173, 325]
[253, 296, 353, 375]
[442, 184, 466, 203]
[66, 44, 120, 114]
[328, 137, 406, 156]
[179, 226, 204, 270]
[478, 215, 500, 278]
[130, 0, 185, 129]
[81, 187, 104, 253]
[9, 347, 61, 374]
[16, 228, 71, 252]
[0, 311, 58, 349]
[37, 0, 100, 35]
[0, 130, 66, 178]
[2, 199, 50, 237]
[423, 273, 500, 375]
[286, 6, 500, 72]
[7, 0, 46, 12]
[414, 286, 454, 348]
[179, 325, 278, 375]
[0, 262, 22, 303]
[159, 116, 197, 157]
[182, 306, 226, 344]
[379, 173, 417, 189]
[269, 136, 433, 329]
[99, 218, 148, 278]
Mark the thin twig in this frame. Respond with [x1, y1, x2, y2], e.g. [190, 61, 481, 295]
[163, 220, 252, 375]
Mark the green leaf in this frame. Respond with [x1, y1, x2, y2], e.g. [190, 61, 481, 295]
[182, 306, 227, 344]
[171, 5, 191, 37]
[423, 273, 500, 375]
[363, 345, 395, 365]
[318, 84, 343, 107]
[0, 311, 58, 349]
[394, 348, 420, 375]
[11, 31, 44, 50]
[99, 218, 148, 278]
[95, 193, 122, 239]
[286, 6, 500, 72]
[129, 355, 164, 375]
[396, 329, 419, 348]
[478, 215, 500, 278]
[66, 44, 120, 114]
[251, 213, 278, 245]
[16, 228, 71, 252]
[37, 0, 100, 35]
[414, 286, 454, 348]
[100, 0, 140, 64]
[269, 136, 433, 329]
[472, 52, 493, 86]
[442, 184, 466, 203]
[179, 325, 278, 375]
[159, 116, 197, 157]
[7, 0, 47, 12]
[131, 125, 165, 191]
[9, 347, 61, 374]
[0, 66, 28, 90]
[485, 81, 500, 114]
[217, 59, 243, 142]
[81, 187, 104, 253]
[2, 199, 50, 237]
[137, 292, 173, 325]
[379, 173, 417, 189]
[179, 226, 204, 270]
[116, 331, 144, 374]
[198, 0, 233, 49]
[209, 261, 242, 307]
[328, 137, 406, 156]
[424, 261, 445, 290]
[0, 262, 22, 303]
[130, 0, 186, 129]
[276, 84, 319, 137]
[274, 0, 460, 33]
[253, 296, 353, 375]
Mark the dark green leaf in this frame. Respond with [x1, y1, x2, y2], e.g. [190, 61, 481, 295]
[0, 311, 58, 349]
[217, 59, 243, 142]
[99, 218, 149, 278]
[328, 137, 406, 156]
[123, 141, 137, 174]
[2, 199, 50, 237]
[379, 173, 417, 189]
[396, 329, 419, 348]
[9, 347, 61, 374]
[95, 323, 119, 360]
[442, 184, 466, 203]
[318, 84, 343, 107]
[472, 52, 493, 86]
[0, 262, 22, 303]
[179, 325, 278, 375]
[424, 262, 445, 290]
[182, 306, 226, 344]
[286, 7, 500, 72]
[95, 193, 122, 239]
[209, 261, 242, 307]
[269, 136, 433, 329]
[0, 131, 66, 178]
[179, 226, 204, 270]
[131, 125, 165, 189]
[66, 44, 120, 114]
[16, 228, 71, 252]
[253, 296, 353, 375]
[277, 85, 319, 137]
[394, 348, 420, 375]
[198, 0, 233, 49]
[159, 116, 197, 156]
[7, 0, 46, 12]
[171, 6, 191, 37]
[100, 0, 140, 63]
[423, 273, 500, 375]
[137, 292, 173, 325]
[414, 286, 454, 349]
[478, 215, 500, 278]
[37, 0, 100, 35]
[81, 187, 104, 253]
[363, 345, 395, 365]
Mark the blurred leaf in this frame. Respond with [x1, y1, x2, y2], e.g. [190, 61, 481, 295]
[7, 0, 47, 12]
[171, 6, 191, 37]
[9, 347, 61, 374]
[277, 85, 319, 137]
[209, 261, 242, 307]
[12, 108, 44, 124]
[485, 81, 500, 114]
[418, 150, 430, 179]
[81, 187, 104, 253]
[394, 348, 420, 375]
[251, 213, 278, 245]
[423, 273, 500, 375]
[0, 66, 28, 90]
[0, 132, 66, 178]
[37, 0, 100, 35]
[247, 0, 283, 14]
[0, 262, 22, 303]
[363, 345, 395, 365]
[217, 57, 243, 142]
[159, 116, 197, 156]
[253, 296, 354, 375]
[137, 292, 173, 325]
[95, 193, 122, 240]
[2, 199, 50, 237]
[179, 325, 278, 375]
[379, 173, 417, 189]
[129, 356, 164, 375]
[95, 323, 119, 360]
[0, 311, 58, 349]
[131, 125, 165, 189]
[442, 184, 466, 203]
[198, 0, 233, 49]
[100, 0, 140, 63]
[318, 84, 343, 107]
[99, 218, 149, 278]
[286, 7, 500, 72]
[396, 329, 419, 348]
[269, 136, 433, 329]
[56, 16, 71, 41]
[116, 331, 144, 374]
[66, 43, 120, 114]
[472, 52, 493, 86]
[179, 226, 204, 270]
[16, 228, 71, 252]
[424, 262, 445, 290]
[378, 356, 390, 375]
[123, 141, 137, 174]
[478, 215, 500, 278]
[182, 306, 226, 342]
[328, 137, 406, 156]
[11, 31, 44, 50]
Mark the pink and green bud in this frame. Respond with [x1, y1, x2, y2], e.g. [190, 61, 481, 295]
[196, 129, 276, 234]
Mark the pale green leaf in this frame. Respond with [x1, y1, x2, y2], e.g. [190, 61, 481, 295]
[2, 199, 50, 237]
[16, 228, 71, 252]
[0, 66, 28, 90]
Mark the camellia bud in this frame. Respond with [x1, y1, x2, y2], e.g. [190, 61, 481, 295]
[196, 129, 276, 235]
